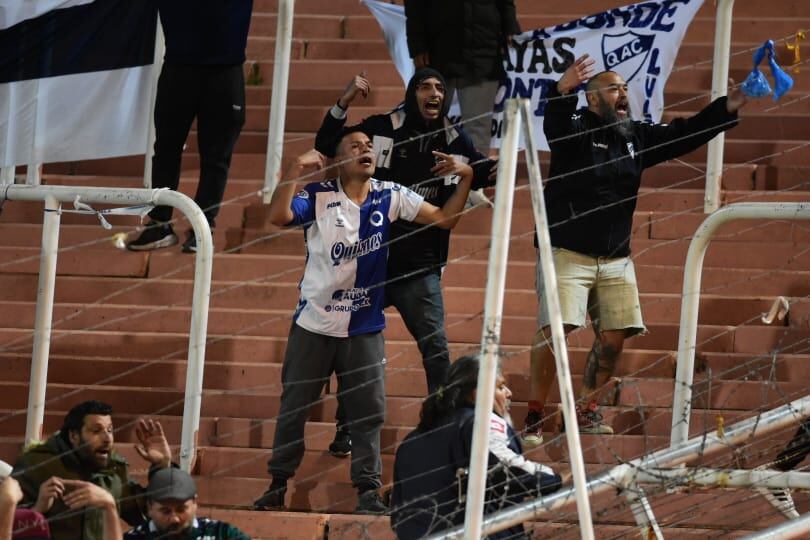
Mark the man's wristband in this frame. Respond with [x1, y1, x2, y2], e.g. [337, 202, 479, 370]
[330, 101, 348, 120]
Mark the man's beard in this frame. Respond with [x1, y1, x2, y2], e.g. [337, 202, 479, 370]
[76, 436, 110, 471]
[598, 98, 633, 138]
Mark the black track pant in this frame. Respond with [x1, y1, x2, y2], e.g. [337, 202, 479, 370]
[149, 62, 245, 227]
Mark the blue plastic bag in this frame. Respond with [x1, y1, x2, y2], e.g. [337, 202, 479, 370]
[741, 40, 794, 100]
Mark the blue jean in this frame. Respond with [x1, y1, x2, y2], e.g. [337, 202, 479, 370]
[335, 273, 450, 427]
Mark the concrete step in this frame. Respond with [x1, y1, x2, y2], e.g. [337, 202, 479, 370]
[0, 223, 233, 252]
[138, 253, 810, 298]
[0, 291, 785, 338]
[0, 247, 149, 277]
[0, 289, 798, 353]
[235, 226, 810, 271]
[648, 211, 810, 243]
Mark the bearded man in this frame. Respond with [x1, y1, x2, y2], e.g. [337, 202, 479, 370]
[522, 54, 748, 443]
[14, 401, 172, 540]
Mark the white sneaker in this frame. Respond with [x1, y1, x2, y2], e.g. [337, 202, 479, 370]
[756, 486, 800, 519]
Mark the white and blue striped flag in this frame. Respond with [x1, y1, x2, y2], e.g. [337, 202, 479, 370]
[0, 0, 159, 167]
[363, 0, 703, 149]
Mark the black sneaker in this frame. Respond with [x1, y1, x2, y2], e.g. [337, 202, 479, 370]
[126, 222, 178, 251]
[355, 490, 388, 515]
[181, 230, 197, 253]
[522, 409, 544, 447]
[253, 483, 287, 511]
[329, 425, 351, 458]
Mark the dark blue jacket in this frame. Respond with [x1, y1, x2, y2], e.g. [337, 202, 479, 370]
[158, 1, 252, 65]
[391, 406, 561, 539]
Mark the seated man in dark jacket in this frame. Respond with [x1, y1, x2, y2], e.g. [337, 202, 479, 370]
[523, 54, 749, 444]
[13, 401, 172, 540]
[314, 68, 494, 457]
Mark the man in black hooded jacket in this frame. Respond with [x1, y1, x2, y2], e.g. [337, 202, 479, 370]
[314, 68, 494, 457]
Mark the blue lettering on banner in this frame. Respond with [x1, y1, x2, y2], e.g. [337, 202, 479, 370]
[491, 0, 696, 138]
[643, 47, 663, 120]
[601, 32, 655, 82]
[547, 1, 692, 33]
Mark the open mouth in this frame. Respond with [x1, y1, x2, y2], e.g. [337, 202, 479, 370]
[358, 154, 374, 166]
[616, 101, 629, 117]
[424, 98, 442, 114]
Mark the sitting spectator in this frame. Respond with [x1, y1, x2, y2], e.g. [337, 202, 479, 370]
[13, 401, 172, 540]
[391, 355, 562, 539]
[252, 130, 474, 514]
[314, 68, 494, 458]
[125, 468, 249, 539]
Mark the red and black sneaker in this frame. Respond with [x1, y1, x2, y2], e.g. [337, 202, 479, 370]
[561, 401, 614, 435]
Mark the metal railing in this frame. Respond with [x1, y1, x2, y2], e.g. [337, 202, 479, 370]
[704, 0, 735, 213]
[262, 0, 296, 203]
[460, 98, 594, 539]
[432, 393, 810, 539]
[1, 184, 213, 472]
[670, 202, 810, 448]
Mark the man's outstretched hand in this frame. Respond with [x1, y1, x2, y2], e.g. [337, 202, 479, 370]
[726, 78, 749, 113]
[557, 54, 597, 95]
[134, 419, 171, 469]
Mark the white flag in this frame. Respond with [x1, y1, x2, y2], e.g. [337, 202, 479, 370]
[364, 0, 703, 150]
[0, 0, 158, 167]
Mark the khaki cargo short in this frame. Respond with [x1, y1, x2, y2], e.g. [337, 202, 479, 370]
[535, 247, 646, 337]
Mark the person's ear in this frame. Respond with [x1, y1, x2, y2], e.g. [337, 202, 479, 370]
[68, 429, 80, 447]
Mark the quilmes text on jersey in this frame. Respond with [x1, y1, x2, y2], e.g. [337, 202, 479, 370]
[330, 232, 384, 266]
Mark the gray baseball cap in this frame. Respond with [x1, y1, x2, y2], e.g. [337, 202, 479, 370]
[146, 468, 197, 501]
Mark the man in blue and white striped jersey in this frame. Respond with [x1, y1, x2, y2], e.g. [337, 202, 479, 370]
[253, 127, 474, 515]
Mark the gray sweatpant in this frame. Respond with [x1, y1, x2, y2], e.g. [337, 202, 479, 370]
[444, 77, 500, 154]
[268, 323, 386, 491]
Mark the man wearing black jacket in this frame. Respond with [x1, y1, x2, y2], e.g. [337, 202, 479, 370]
[523, 54, 748, 444]
[314, 68, 493, 457]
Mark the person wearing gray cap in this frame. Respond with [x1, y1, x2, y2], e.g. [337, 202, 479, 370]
[124, 469, 249, 540]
